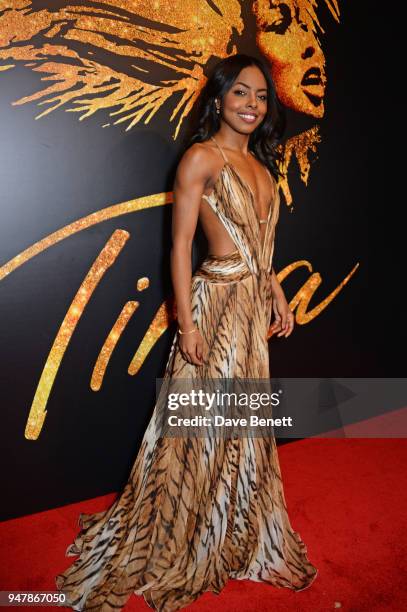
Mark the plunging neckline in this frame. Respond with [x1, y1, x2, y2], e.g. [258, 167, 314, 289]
[203, 162, 275, 241]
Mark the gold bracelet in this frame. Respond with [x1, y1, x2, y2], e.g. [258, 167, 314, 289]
[178, 326, 197, 335]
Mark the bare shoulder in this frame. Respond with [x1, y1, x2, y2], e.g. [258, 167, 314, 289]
[174, 140, 219, 188]
[179, 140, 218, 169]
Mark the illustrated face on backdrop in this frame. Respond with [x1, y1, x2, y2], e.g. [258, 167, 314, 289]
[253, 0, 327, 117]
[0, 0, 339, 135]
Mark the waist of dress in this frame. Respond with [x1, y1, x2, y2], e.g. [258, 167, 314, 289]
[193, 250, 267, 284]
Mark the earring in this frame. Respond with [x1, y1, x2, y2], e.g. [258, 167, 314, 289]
[215, 99, 220, 114]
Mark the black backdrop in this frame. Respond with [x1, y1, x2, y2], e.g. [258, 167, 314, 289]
[0, 2, 381, 521]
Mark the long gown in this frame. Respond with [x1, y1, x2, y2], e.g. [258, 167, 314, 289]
[55, 135, 318, 611]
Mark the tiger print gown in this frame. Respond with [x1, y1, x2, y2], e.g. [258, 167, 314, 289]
[55, 136, 318, 611]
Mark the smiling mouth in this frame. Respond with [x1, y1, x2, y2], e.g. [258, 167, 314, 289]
[237, 113, 258, 122]
[301, 67, 325, 106]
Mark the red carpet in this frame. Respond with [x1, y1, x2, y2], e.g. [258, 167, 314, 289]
[1, 439, 406, 611]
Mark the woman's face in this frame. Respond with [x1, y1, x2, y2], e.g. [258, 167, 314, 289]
[220, 65, 268, 134]
[253, 0, 326, 118]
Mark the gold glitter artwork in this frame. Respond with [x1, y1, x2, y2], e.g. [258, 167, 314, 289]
[24, 229, 130, 440]
[128, 297, 176, 376]
[0, 1, 340, 193]
[279, 127, 322, 206]
[0, 190, 170, 281]
[267, 260, 360, 338]
[253, 0, 340, 118]
[290, 261, 359, 325]
[137, 277, 149, 291]
[91, 300, 139, 391]
[0, 1, 358, 441]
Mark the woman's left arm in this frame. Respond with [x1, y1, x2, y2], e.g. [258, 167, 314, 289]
[270, 268, 295, 338]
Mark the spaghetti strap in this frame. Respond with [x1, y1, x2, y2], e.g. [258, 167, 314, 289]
[210, 135, 228, 163]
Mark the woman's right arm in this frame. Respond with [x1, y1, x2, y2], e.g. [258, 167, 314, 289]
[171, 145, 210, 366]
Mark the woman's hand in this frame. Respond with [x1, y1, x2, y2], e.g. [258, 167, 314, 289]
[270, 293, 295, 338]
[178, 328, 204, 365]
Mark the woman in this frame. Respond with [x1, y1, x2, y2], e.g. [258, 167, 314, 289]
[56, 53, 318, 612]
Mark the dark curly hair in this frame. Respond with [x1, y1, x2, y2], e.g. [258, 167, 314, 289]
[186, 53, 286, 180]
